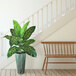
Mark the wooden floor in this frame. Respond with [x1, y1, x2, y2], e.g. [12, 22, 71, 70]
[0, 69, 76, 76]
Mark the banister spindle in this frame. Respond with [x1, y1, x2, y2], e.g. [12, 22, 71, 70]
[0, 37, 3, 56]
[61, 0, 62, 16]
[65, 0, 67, 12]
[0, 37, 1, 56]
[46, 5, 48, 28]
[75, 0, 76, 9]
[51, 2, 53, 23]
[42, 9, 43, 31]
[56, 0, 58, 19]
[1, 35, 3, 56]
[32, 15, 34, 25]
[37, 11, 39, 33]
[69, 0, 71, 10]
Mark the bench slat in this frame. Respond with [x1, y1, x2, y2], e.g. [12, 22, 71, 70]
[48, 62, 76, 64]
[46, 54, 76, 58]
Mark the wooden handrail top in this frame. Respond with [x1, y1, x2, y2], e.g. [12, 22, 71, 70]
[41, 41, 76, 44]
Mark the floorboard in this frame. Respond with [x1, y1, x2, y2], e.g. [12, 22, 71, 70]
[0, 69, 76, 76]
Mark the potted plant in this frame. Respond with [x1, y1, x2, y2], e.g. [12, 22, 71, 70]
[4, 20, 37, 74]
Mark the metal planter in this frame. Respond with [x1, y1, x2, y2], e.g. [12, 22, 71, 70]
[15, 53, 26, 74]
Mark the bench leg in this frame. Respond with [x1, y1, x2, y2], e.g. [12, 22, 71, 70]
[42, 57, 46, 70]
[45, 58, 48, 74]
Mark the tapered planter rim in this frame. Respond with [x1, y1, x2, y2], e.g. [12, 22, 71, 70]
[15, 51, 25, 54]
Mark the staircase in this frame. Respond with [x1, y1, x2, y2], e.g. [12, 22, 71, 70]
[0, 0, 76, 69]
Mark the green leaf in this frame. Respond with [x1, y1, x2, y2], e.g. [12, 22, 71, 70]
[7, 46, 20, 58]
[24, 39, 35, 46]
[23, 26, 36, 40]
[20, 21, 30, 37]
[13, 20, 21, 36]
[10, 29, 15, 36]
[4, 35, 11, 40]
[4, 35, 23, 46]
[22, 45, 37, 57]
[10, 36, 23, 46]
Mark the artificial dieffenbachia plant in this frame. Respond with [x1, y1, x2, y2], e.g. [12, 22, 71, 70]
[4, 20, 37, 58]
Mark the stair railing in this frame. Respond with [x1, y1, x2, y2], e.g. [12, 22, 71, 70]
[0, 0, 76, 57]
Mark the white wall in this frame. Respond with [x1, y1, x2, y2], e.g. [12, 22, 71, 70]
[5, 17, 76, 69]
[0, 0, 51, 57]
[0, 0, 50, 33]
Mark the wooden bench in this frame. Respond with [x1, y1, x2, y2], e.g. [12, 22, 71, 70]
[41, 41, 76, 74]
